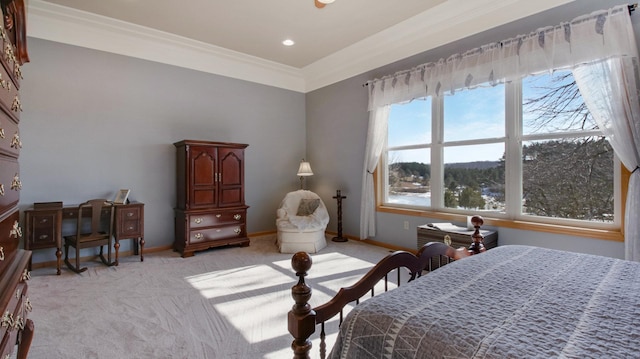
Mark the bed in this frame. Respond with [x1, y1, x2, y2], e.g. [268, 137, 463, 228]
[288, 241, 640, 358]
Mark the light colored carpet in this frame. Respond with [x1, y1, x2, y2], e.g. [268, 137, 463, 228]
[25, 236, 397, 358]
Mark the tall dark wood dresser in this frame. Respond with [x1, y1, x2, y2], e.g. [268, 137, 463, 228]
[0, 1, 31, 358]
[173, 140, 249, 257]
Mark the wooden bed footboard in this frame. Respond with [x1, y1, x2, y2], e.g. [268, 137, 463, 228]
[288, 241, 459, 359]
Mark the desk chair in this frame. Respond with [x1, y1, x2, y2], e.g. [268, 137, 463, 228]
[63, 199, 116, 273]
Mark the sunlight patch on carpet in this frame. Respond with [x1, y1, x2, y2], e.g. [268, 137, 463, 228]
[185, 264, 291, 298]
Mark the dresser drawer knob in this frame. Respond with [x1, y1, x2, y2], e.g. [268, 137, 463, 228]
[15, 63, 22, 80]
[4, 44, 12, 63]
[10, 132, 21, 149]
[216, 229, 221, 233]
[1, 311, 14, 329]
[10, 220, 22, 239]
[13, 315, 24, 330]
[11, 173, 21, 190]
[234, 228, 241, 234]
[127, 212, 134, 217]
[38, 234, 49, 240]
[195, 233, 203, 240]
[0, 246, 4, 261]
[233, 214, 242, 220]
[21, 269, 31, 281]
[215, 214, 222, 218]
[194, 218, 203, 224]
[443, 234, 452, 246]
[11, 95, 21, 112]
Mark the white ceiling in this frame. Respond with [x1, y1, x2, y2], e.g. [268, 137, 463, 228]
[28, 0, 574, 92]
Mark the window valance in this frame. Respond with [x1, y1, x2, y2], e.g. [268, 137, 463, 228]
[367, 4, 636, 111]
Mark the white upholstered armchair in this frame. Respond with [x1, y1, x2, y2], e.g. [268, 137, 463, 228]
[276, 190, 329, 253]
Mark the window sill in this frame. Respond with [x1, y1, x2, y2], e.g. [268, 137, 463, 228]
[376, 205, 624, 242]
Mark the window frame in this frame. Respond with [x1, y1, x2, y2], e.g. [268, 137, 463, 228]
[378, 77, 626, 242]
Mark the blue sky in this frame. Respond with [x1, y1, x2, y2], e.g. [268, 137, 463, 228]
[388, 84, 506, 164]
[387, 70, 585, 164]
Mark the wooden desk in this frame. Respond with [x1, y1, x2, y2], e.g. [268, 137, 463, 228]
[23, 202, 144, 275]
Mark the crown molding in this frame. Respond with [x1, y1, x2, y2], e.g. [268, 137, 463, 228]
[26, 0, 307, 92]
[27, 0, 573, 93]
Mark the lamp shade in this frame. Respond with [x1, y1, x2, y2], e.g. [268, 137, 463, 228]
[297, 161, 314, 176]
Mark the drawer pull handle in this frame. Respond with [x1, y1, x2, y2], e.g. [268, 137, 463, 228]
[39, 234, 49, 240]
[1, 311, 14, 329]
[24, 298, 32, 312]
[10, 220, 22, 239]
[216, 229, 221, 233]
[10, 132, 21, 149]
[443, 234, 452, 246]
[215, 214, 221, 218]
[13, 315, 24, 330]
[0, 246, 3, 261]
[127, 225, 134, 230]
[11, 96, 21, 112]
[234, 228, 241, 234]
[234, 214, 241, 220]
[15, 63, 22, 80]
[194, 218, 203, 224]
[40, 218, 49, 223]
[21, 269, 31, 281]
[4, 44, 12, 64]
[195, 233, 203, 240]
[11, 173, 21, 190]
[127, 213, 134, 217]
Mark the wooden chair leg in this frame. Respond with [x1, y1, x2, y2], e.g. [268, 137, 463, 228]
[64, 241, 86, 274]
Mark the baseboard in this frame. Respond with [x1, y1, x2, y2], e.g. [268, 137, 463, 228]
[29, 231, 408, 270]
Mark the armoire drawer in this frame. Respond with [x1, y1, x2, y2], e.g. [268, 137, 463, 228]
[188, 224, 245, 244]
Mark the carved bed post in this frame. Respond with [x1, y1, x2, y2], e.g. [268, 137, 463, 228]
[288, 252, 316, 359]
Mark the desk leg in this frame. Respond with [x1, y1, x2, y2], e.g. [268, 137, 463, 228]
[139, 237, 145, 262]
[114, 240, 120, 266]
[55, 247, 62, 275]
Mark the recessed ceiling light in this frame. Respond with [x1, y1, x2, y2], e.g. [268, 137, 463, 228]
[282, 39, 295, 46]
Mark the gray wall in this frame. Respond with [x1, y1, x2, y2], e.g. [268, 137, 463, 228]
[19, 0, 635, 264]
[306, 0, 634, 258]
[20, 38, 306, 264]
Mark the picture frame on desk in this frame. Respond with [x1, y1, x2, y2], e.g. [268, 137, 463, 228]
[113, 189, 130, 204]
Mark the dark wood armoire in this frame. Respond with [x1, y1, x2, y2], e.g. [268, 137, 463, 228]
[173, 140, 249, 257]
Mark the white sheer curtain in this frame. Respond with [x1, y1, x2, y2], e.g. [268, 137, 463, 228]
[359, 106, 389, 239]
[361, 4, 640, 252]
[573, 56, 640, 261]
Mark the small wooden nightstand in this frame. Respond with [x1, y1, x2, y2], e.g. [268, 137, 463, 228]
[417, 224, 498, 250]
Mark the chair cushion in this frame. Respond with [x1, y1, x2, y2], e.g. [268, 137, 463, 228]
[296, 198, 320, 216]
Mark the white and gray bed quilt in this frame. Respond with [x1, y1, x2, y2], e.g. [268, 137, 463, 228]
[329, 245, 640, 359]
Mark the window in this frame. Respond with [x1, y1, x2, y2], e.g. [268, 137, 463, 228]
[383, 70, 618, 229]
